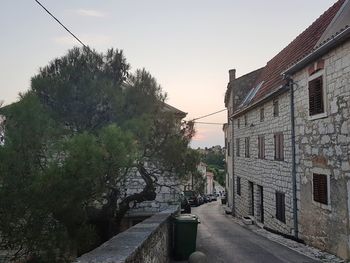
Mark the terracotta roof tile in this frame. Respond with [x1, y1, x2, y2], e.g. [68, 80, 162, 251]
[241, 0, 346, 109]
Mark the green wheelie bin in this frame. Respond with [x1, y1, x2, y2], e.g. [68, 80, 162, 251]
[173, 214, 200, 260]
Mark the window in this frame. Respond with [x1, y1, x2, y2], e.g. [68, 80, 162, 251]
[244, 115, 248, 126]
[260, 107, 264, 122]
[258, 135, 265, 159]
[227, 142, 231, 156]
[273, 100, 279, 117]
[237, 118, 240, 129]
[276, 192, 285, 223]
[237, 177, 241, 196]
[308, 76, 324, 116]
[274, 132, 284, 161]
[236, 138, 240, 157]
[313, 173, 328, 205]
[245, 137, 250, 158]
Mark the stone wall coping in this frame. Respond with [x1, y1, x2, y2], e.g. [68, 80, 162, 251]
[75, 205, 179, 263]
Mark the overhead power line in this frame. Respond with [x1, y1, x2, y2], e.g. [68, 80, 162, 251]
[34, 0, 87, 48]
[192, 109, 227, 121]
[193, 121, 225, 125]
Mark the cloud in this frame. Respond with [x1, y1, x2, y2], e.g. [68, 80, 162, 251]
[76, 9, 106, 18]
[53, 34, 113, 46]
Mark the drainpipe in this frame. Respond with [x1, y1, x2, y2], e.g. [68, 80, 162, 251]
[231, 118, 236, 216]
[285, 74, 299, 239]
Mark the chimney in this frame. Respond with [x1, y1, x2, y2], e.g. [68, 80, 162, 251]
[229, 69, 236, 83]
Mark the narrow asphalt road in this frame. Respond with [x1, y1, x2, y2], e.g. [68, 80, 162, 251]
[191, 201, 319, 263]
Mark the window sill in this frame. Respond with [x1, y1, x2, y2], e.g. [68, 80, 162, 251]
[308, 112, 328, 121]
[312, 200, 331, 211]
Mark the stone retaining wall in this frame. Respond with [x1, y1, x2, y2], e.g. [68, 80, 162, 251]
[76, 206, 178, 263]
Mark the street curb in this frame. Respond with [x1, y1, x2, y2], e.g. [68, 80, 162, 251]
[221, 206, 346, 263]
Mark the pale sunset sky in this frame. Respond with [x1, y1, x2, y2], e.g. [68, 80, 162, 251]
[0, 1, 338, 148]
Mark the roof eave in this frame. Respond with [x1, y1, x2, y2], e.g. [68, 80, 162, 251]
[230, 85, 289, 119]
[283, 26, 350, 75]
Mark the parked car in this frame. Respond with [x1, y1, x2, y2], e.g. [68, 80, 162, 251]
[203, 195, 211, 203]
[180, 194, 191, 213]
[210, 194, 217, 201]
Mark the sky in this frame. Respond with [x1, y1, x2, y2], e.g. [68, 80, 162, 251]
[0, 0, 338, 148]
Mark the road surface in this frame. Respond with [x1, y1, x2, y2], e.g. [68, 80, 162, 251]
[191, 201, 319, 263]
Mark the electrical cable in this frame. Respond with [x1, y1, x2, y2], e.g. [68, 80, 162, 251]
[192, 109, 227, 121]
[34, 0, 87, 48]
[193, 122, 225, 125]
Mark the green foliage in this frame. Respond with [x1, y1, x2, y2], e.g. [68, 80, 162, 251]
[201, 148, 225, 187]
[0, 47, 197, 261]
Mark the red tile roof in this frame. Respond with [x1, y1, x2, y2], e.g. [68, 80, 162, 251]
[241, 0, 346, 110]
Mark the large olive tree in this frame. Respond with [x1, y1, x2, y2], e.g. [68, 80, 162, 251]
[0, 47, 198, 262]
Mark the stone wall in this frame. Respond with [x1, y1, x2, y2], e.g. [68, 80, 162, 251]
[232, 91, 295, 235]
[76, 207, 178, 263]
[293, 40, 350, 259]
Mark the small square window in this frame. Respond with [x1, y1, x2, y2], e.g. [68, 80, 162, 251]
[273, 100, 279, 117]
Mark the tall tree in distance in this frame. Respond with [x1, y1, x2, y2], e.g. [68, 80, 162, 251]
[0, 47, 198, 262]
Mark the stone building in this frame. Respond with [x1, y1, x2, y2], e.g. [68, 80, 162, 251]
[283, 0, 350, 258]
[205, 171, 214, 195]
[224, 0, 350, 259]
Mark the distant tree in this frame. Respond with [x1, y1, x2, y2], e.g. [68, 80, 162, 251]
[200, 147, 225, 186]
[0, 47, 198, 262]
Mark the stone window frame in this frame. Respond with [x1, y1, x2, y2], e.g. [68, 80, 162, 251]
[245, 137, 250, 158]
[311, 167, 331, 211]
[244, 114, 248, 127]
[308, 69, 328, 121]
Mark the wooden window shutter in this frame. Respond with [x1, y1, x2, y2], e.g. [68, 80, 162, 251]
[245, 137, 250, 157]
[276, 192, 285, 223]
[313, 173, 328, 205]
[274, 133, 284, 160]
[258, 136, 265, 159]
[237, 177, 241, 196]
[279, 133, 284, 160]
[309, 76, 324, 116]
